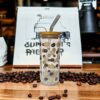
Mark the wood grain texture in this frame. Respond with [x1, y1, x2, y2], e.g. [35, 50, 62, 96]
[0, 64, 100, 100]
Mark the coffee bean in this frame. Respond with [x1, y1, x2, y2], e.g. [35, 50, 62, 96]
[51, 43, 55, 47]
[28, 93, 32, 98]
[48, 96, 56, 100]
[62, 93, 67, 97]
[56, 64, 58, 68]
[76, 81, 82, 86]
[44, 77, 48, 81]
[22, 80, 27, 83]
[56, 49, 59, 54]
[53, 55, 56, 57]
[0, 79, 4, 82]
[42, 43, 44, 46]
[43, 55, 45, 58]
[48, 70, 51, 72]
[60, 79, 64, 84]
[43, 49, 48, 53]
[56, 94, 61, 99]
[44, 64, 48, 68]
[55, 77, 58, 81]
[33, 84, 37, 88]
[64, 89, 68, 94]
[37, 79, 41, 83]
[48, 58, 54, 62]
[39, 96, 44, 100]
[49, 72, 54, 76]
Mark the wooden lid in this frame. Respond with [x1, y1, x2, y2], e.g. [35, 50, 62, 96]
[40, 32, 61, 38]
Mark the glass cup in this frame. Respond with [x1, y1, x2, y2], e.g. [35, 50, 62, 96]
[39, 32, 61, 85]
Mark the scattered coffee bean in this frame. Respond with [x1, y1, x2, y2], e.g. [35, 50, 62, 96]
[39, 96, 44, 100]
[62, 93, 68, 97]
[28, 93, 32, 98]
[60, 79, 64, 84]
[33, 84, 37, 88]
[37, 79, 41, 83]
[76, 81, 82, 86]
[56, 94, 61, 99]
[48, 96, 56, 100]
[64, 89, 68, 94]
[22, 80, 27, 84]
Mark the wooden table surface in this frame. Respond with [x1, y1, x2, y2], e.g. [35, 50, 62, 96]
[0, 64, 100, 100]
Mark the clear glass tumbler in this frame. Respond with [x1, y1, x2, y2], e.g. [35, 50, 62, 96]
[39, 32, 61, 85]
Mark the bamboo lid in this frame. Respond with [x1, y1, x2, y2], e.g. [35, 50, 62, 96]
[40, 32, 61, 38]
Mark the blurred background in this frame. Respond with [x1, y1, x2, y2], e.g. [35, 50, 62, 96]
[0, 0, 100, 64]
